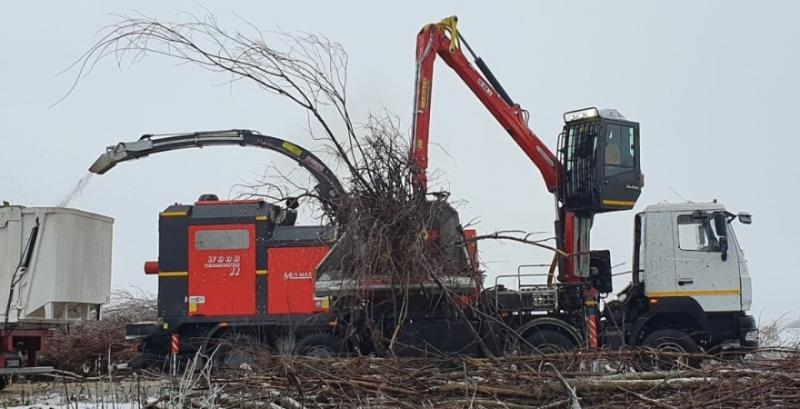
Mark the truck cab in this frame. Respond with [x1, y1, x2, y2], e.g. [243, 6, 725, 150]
[608, 202, 758, 356]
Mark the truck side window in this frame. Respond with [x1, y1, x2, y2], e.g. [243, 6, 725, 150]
[195, 229, 250, 250]
[677, 215, 720, 252]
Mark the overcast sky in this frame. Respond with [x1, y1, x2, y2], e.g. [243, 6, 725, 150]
[1, 1, 797, 323]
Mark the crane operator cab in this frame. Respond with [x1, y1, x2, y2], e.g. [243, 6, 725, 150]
[559, 107, 643, 215]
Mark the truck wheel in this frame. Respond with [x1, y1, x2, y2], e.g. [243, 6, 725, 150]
[0, 375, 7, 391]
[214, 333, 263, 369]
[295, 333, 342, 357]
[640, 329, 702, 370]
[603, 300, 626, 326]
[520, 329, 579, 370]
[523, 329, 576, 354]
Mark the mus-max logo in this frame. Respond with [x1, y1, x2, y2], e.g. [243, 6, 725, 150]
[284, 271, 313, 280]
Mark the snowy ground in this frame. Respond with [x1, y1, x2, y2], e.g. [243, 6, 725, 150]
[0, 378, 167, 409]
[4, 399, 139, 409]
[780, 327, 800, 346]
[762, 318, 800, 347]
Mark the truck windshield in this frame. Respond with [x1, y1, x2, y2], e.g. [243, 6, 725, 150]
[727, 222, 744, 254]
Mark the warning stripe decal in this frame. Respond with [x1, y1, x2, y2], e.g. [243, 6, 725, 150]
[159, 271, 188, 277]
[647, 289, 741, 297]
[602, 199, 636, 207]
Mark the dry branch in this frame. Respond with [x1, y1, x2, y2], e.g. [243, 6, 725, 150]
[42, 290, 156, 373]
[142, 349, 800, 408]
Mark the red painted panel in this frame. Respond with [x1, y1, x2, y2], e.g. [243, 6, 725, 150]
[0, 329, 52, 368]
[188, 224, 256, 316]
[268, 246, 328, 314]
[463, 229, 478, 268]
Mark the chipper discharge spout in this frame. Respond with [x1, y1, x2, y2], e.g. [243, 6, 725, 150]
[89, 129, 345, 207]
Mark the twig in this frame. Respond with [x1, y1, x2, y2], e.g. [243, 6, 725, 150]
[545, 362, 581, 409]
[618, 386, 678, 409]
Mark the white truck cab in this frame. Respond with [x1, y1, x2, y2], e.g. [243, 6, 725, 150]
[639, 202, 751, 313]
[605, 202, 758, 356]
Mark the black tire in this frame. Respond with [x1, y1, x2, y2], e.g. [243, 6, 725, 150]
[522, 329, 576, 354]
[603, 300, 626, 326]
[640, 329, 702, 370]
[214, 332, 264, 369]
[0, 375, 7, 391]
[519, 329, 579, 371]
[295, 333, 343, 357]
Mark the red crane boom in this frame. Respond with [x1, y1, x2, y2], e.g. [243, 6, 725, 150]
[411, 17, 560, 192]
[410, 16, 581, 281]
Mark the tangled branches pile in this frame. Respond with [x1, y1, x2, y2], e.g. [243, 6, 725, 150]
[319, 115, 473, 288]
[42, 291, 156, 373]
[131, 348, 799, 409]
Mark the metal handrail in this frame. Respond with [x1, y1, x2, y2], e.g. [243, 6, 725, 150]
[494, 273, 557, 311]
[495, 272, 549, 290]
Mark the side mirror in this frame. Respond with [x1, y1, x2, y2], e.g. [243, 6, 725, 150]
[589, 250, 613, 293]
[738, 212, 752, 224]
[714, 213, 728, 237]
[719, 236, 729, 261]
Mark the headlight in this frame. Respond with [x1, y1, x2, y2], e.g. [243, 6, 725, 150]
[744, 329, 759, 343]
[563, 107, 599, 123]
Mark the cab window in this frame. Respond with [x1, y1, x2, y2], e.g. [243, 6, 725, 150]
[677, 215, 720, 252]
[604, 124, 635, 176]
[565, 122, 600, 172]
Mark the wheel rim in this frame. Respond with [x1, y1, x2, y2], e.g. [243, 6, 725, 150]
[222, 348, 255, 368]
[647, 340, 689, 370]
[534, 343, 566, 355]
[520, 332, 570, 355]
[302, 345, 335, 358]
[657, 340, 687, 354]
[528, 342, 576, 371]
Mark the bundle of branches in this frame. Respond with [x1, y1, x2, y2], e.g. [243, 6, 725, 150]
[149, 348, 800, 409]
[72, 13, 483, 349]
[317, 115, 473, 290]
[42, 291, 156, 373]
